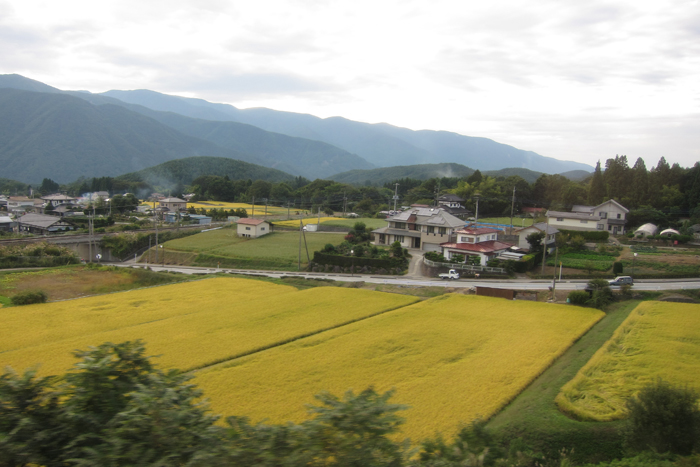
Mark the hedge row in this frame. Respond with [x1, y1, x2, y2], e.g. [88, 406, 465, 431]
[312, 251, 407, 270]
[512, 253, 540, 273]
[558, 229, 610, 242]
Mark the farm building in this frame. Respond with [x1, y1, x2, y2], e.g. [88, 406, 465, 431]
[237, 218, 271, 238]
[634, 223, 658, 238]
[17, 213, 75, 235]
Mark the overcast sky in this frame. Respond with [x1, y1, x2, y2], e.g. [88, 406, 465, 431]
[2, 0, 699, 169]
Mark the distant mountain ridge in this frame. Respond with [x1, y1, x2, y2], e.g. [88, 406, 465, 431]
[0, 74, 593, 185]
[0, 75, 374, 182]
[98, 88, 593, 174]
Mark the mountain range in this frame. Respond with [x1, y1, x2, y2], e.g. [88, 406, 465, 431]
[0, 74, 592, 184]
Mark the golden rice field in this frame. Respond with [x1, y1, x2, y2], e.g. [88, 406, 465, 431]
[194, 295, 604, 441]
[0, 277, 418, 377]
[188, 201, 288, 216]
[556, 301, 700, 422]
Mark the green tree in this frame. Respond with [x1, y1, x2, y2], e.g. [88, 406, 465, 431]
[526, 231, 545, 253]
[588, 161, 606, 205]
[623, 379, 700, 455]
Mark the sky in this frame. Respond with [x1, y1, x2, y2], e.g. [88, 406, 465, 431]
[1, 0, 699, 170]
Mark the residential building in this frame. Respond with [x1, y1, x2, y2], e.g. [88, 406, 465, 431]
[17, 213, 75, 234]
[0, 215, 16, 232]
[41, 193, 77, 204]
[7, 197, 39, 214]
[440, 225, 514, 266]
[437, 194, 473, 219]
[158, 197, 187, 212]
[372, 207, 465, 251]
[237, 218, 271, 238]
[514, 222, 559, 251]
[546, 199, 629, 235]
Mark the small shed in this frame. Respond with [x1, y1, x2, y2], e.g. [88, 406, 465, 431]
[237, 218, 271, 238]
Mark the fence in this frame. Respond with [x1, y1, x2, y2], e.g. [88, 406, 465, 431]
[423, 257, 506, 274]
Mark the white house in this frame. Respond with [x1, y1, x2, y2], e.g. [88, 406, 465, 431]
[237, 218, 271, 238]
[440, 225, 514, 266]
[547, 199, 629, 235]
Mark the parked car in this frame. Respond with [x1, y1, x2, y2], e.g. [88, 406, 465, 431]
[609, 276, 634, 286]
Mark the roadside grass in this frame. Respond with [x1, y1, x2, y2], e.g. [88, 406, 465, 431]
[0, 265, 188, 302]
[486, 300, 640, 463]
[162, 230, 345, 271]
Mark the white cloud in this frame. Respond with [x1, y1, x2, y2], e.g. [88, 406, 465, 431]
[0, 0, 699, 168]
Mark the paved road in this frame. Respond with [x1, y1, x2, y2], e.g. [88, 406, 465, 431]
[108, 262, 700, 291]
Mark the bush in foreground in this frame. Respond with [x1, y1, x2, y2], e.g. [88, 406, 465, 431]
[623, 379, 700, 455]
[10, 290, 48, 306]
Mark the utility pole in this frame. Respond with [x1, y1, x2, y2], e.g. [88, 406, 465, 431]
[474, 195, 480, 222]
[541, 216, 549, 275]
[251, 196, 255, 218]
[393, 183, 399, 213]
[342, 191, 347, 217]
[509, 187, 516, 235]
[287, 200, 290, 220]
[154, 201, 158, 264]
[298, 219, 303, 271]
[264, 198, 268, 218]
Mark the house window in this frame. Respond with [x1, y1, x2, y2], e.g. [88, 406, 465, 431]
[394, 222, 406, 229]
[261, 227, 265, 231]
[580, 220, 588, 224]
[608, 225, 612, 231]
[427, 226, 435, 234]
[597, 224, 604, 230]
[438, 227, 447, 235]
[395, 235, 404, 243]
[245, 226, 251, 230]
[379, 234, 386, 244]
[617, 213, 622, 219]
[600, 212, 607, 219]
[556, 217, 564, 222]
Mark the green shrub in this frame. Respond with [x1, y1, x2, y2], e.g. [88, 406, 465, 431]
[567, 290, 590, 306]
[11, 290, 48, 306]
[613, 261, 624, 275]
[623, 379, 700, 455]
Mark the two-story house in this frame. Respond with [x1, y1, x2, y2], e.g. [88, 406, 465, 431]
[372, 207, 465, 252]
[158, 197, 187, 212]
[440, 226, 514, 266]
[546, 199, 629, 235]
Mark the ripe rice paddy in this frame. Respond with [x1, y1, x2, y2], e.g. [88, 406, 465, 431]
[555, 301, 700, 421]
[194, 294, 603, 441]
[0, 277, 418, 376]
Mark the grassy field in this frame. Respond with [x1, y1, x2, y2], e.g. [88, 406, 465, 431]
[193, 294, 603, 441]
[0, 277, 419, 377]
[161, 228, 345, 270]
[0, 265, 188, 303]
[556, 300, 700, 421]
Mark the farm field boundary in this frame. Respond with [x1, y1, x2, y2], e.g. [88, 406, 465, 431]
[486, 301, 640, 463]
